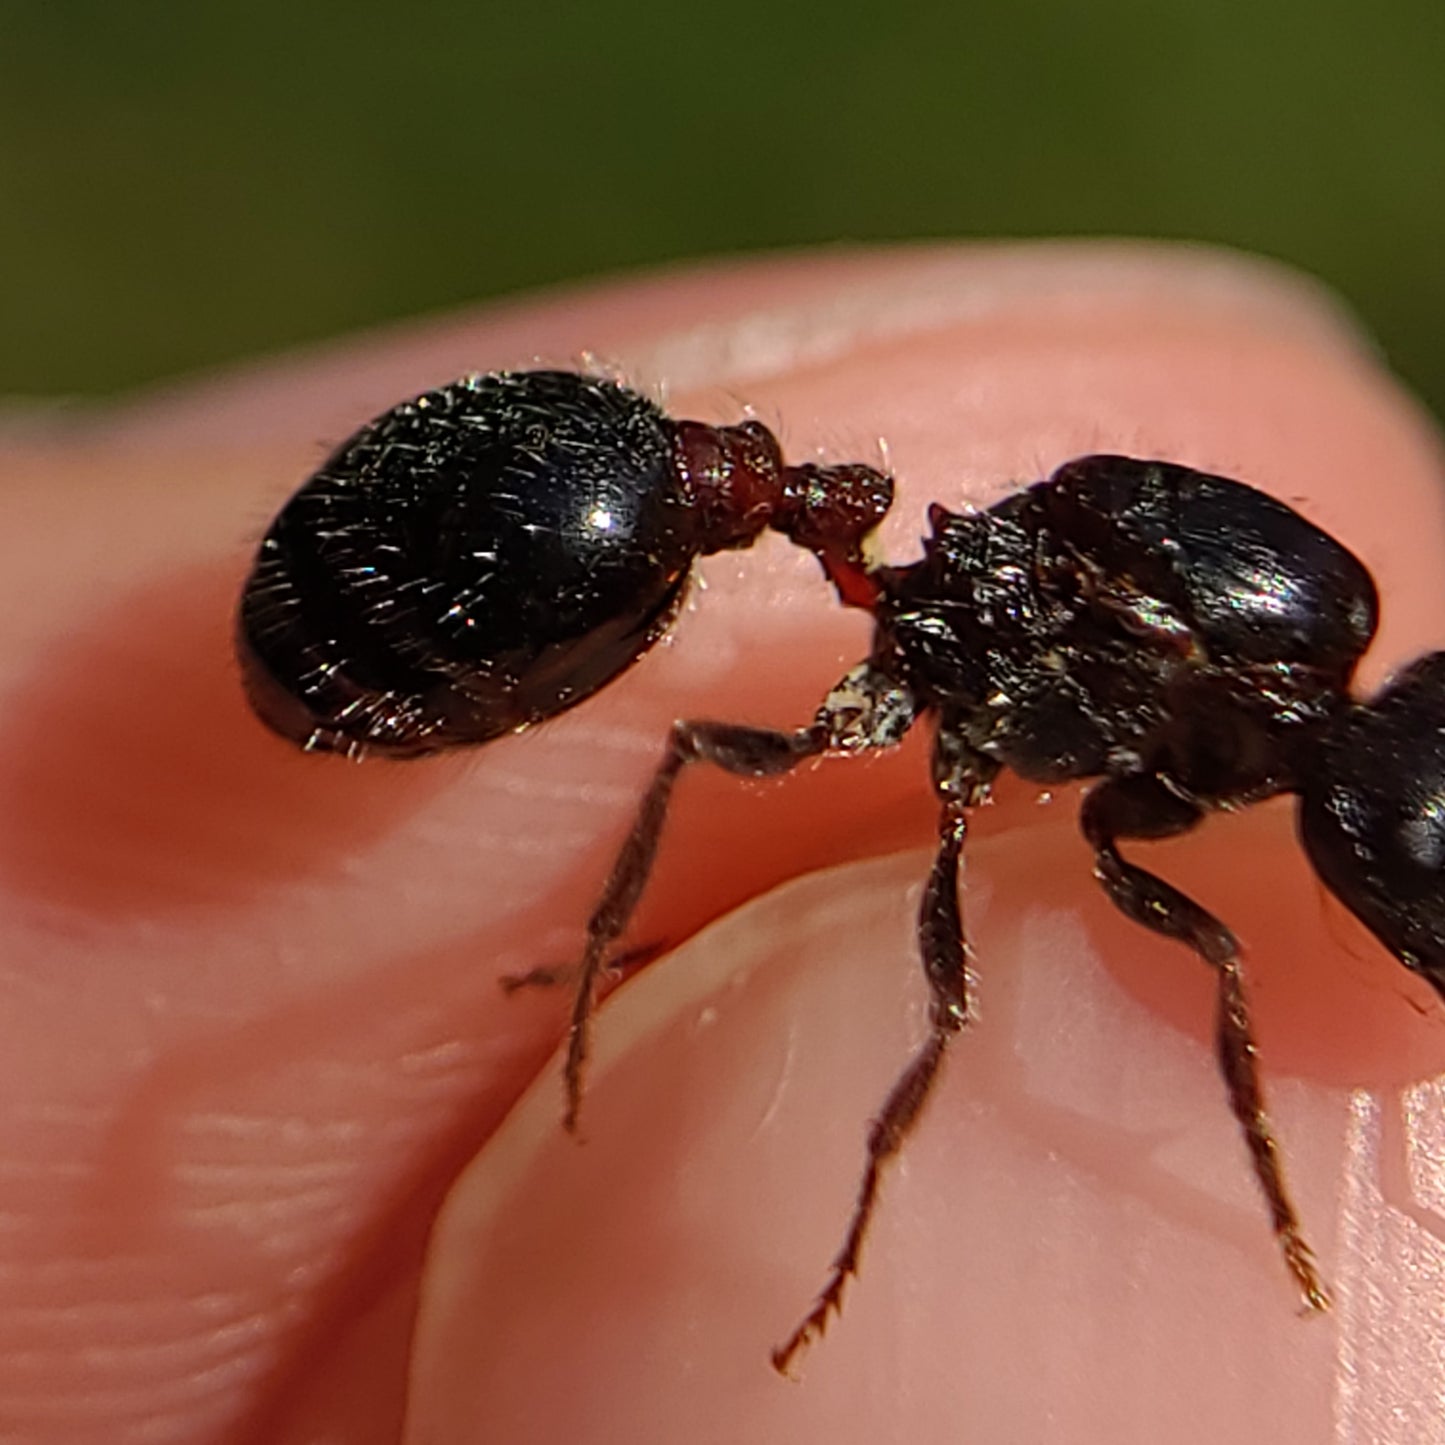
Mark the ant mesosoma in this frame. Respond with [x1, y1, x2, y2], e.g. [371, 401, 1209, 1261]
[237, 368, 1445, 1374]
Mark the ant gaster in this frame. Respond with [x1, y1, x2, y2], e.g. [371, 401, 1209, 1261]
[238, 369, 1445, 1373]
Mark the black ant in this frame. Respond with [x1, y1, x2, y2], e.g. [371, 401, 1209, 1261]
[237, 368, 1445, 1373]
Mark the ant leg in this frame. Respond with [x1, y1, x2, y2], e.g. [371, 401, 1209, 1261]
[500, 941, 667, 995]
[564, 663, 918, 1133]
[772, 729, 994, 1376]
[1081, 773, 1329, 1311]
[564, 719, 823, 1129]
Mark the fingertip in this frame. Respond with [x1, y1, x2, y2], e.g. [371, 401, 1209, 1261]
[394, 243, 1445, 1442]
[12, 240, 1443, 1442]
[409, 837, 1352, 1442]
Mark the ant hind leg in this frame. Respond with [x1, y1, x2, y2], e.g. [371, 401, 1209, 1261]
[500, 941, 668, 995]
[563, 718, 826, 1130]
[563, 662, 920, 1134]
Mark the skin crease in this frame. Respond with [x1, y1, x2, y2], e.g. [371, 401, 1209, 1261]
[3, 243, 1445, 1444]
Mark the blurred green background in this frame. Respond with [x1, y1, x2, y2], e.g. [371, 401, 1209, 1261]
[3, 2, 1443, 415]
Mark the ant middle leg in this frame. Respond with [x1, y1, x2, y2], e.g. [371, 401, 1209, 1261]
[1080, 772, 1329, 1311]
[771, 726, 996, 1376]
[563, 663, 919, 1133]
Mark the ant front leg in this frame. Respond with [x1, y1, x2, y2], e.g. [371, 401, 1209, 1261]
[772, 723, 997, 1376]
[1081, 772, 1329, 1311]
[563, 663, 918, 1133]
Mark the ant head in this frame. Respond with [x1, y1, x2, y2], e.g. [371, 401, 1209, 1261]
[1297, 651, 1445, 1002]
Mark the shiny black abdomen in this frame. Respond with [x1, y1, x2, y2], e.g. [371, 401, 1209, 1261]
[238, 371, 700, 756]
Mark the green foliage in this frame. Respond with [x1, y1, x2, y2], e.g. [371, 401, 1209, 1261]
[2, 1, 1442, 415]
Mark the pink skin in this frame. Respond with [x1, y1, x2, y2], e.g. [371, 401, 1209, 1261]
[3, 243, 1445, 1444]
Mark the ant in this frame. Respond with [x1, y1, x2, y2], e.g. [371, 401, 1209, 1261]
[237, 368, 1445, 1374]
